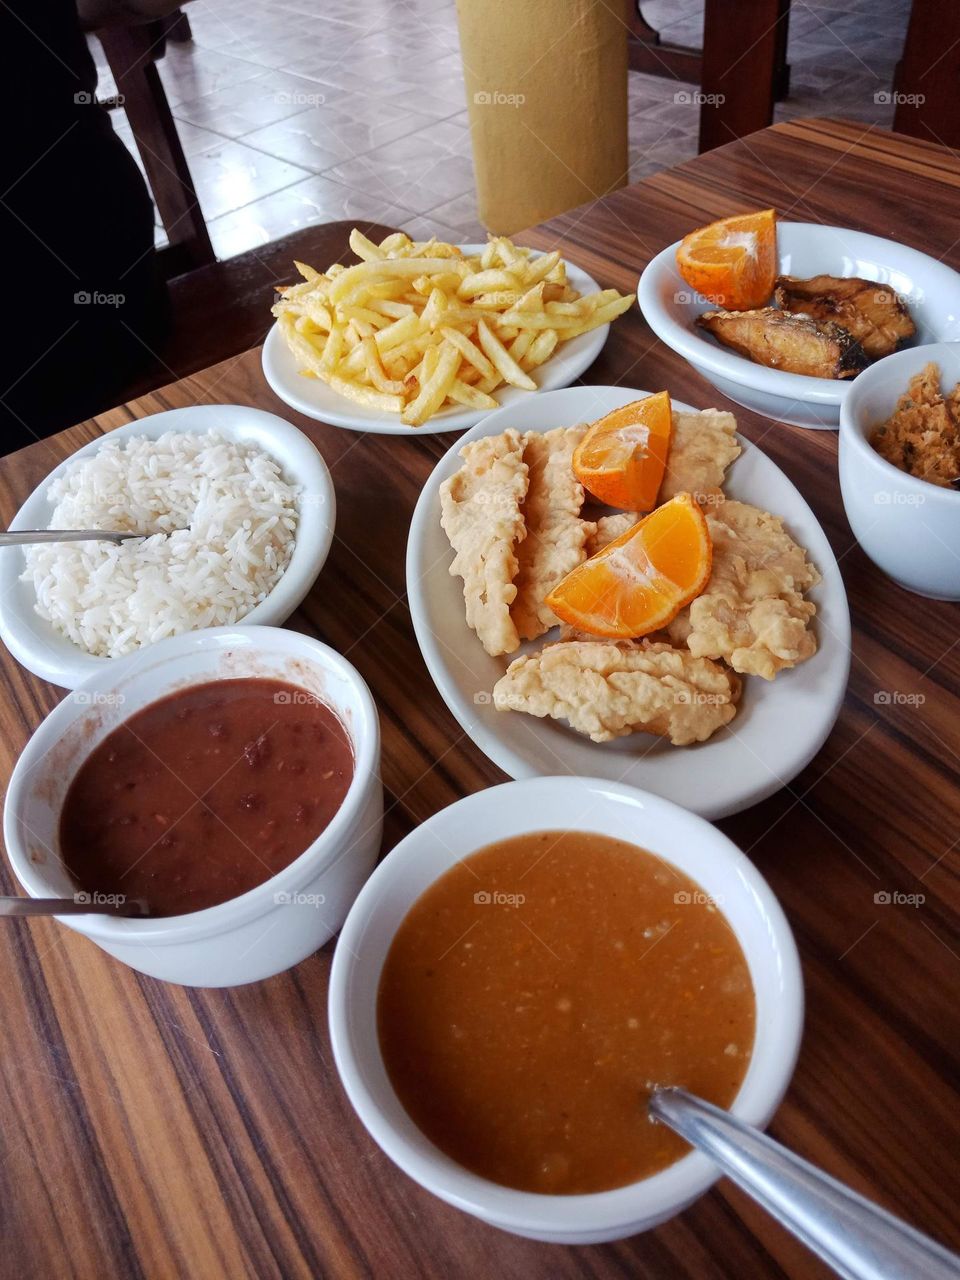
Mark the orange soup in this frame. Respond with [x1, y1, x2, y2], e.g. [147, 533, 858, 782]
[377, 830, 755, 1195]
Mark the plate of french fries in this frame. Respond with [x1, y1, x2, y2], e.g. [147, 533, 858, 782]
[262, 228, 635, 434]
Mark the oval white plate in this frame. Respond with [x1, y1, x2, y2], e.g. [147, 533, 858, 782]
[406, 385, 851, 820]
[261, 246, 612, 435]
[0, 404, 335, 690]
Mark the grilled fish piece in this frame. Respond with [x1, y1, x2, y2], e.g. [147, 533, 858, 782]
[697, 306, 868, 379]
[774, 274, 916, 360]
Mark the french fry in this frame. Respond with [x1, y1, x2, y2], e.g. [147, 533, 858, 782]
[271, 229, 634, 424]
[402, 340, 460, 425]
[440, 326, 496, 379]
[349, 228, 386, 261]
[477, 319, 536, 391]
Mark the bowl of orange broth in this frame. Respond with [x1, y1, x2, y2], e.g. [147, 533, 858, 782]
[328, 776, 802, 1243]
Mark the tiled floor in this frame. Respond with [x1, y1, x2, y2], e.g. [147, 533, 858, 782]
[91, 0, 912, 262]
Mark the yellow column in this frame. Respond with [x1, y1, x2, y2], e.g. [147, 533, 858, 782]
[456, 0, 629, 235]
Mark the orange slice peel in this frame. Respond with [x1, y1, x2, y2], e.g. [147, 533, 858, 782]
[676, 208, 777, 310]
[545, 493, 712, 638]
[573, 392, 673, 512]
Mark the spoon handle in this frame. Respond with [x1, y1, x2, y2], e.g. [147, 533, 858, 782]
[650, 1088, 960, 1280]
[0, 897, 149, 917]
[0, 529, 135, 546]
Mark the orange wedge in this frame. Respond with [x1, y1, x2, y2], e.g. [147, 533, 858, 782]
[676, 208, 777, 310]
[545, 493, 712, 638]
[573, 392, 673, 512]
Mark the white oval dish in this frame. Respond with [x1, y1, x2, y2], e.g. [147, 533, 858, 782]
[261, 246, 612, 435]
[3, 625, 382, 987]
[638, 222, 960, 429]
[406, 385, 850, 820]
[839, 341, 960, 599]
[0, 404, 335, 689]
[328, 775, 803, 1243]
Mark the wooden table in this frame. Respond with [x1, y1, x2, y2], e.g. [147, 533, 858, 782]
[3, 118, 959, 1279]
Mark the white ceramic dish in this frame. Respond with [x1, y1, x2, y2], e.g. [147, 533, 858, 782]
[839, 341, 960, 599]
[638, 222, 960, 429]
[261, 245, 612, 435]
[329, 775, 804, 1243]
[0, 404, 335, 690]
[407, 385, 850, 821]
[3, 625, 382, 987]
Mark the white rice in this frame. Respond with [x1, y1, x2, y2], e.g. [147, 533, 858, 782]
[23, 430, 300, 658]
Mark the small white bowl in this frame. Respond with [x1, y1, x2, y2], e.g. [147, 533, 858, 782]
[0, 404, 336, 689]
[3, 625, 382, 987]
[328, 776, 803, 1244]
[638, 222, 960, 429]
[839, 341, 960, 599]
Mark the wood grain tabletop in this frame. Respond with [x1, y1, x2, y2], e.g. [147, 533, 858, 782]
[1, 117, 958, 1279]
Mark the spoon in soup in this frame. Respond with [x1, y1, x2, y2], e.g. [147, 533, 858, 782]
[649, 1088, 960, 1279]
[0, 896, 150, 917]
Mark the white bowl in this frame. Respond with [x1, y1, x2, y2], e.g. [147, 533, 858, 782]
[328, 776, 803, 1244]
[261, 245, 611, 435]
[3, 625, 382, 987]
[839, 342, 960, 599]
[0, 404, 336, 689]
[638, 222, 960, 429]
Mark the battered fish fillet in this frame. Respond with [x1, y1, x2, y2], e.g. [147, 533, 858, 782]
[440, 430, 528, 657]
[585, 511, 639, 555]
[493, 639, 741, 746]
[668, 500, 820, 680]
[511, 427, 594, 641]
[660, 408, 741, 504]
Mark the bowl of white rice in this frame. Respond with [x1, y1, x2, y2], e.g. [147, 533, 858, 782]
[0, 404, 335, 688]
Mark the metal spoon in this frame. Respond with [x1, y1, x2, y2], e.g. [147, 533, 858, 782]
[0, 896, 150, 917]
[0, 529, 144, 547]
[650, 1088, 960, 1279]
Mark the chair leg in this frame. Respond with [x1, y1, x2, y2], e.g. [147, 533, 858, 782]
[698, 0, 789, 153]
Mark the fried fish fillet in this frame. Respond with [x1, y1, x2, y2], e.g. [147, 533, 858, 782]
[661, 407, 741, 503]
[697, 307, 868, 379]
[585, 511, 639, 556]
[511, 427, 594, 641]
[774, 274, 915, 360]
[440, 430, 528, 657]
[668, 500, 820, 679]
[493, 638, 740, 745]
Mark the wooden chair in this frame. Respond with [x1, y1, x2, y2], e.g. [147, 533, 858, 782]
[628, 0, 792, 153]
[93, 24, 399, 411]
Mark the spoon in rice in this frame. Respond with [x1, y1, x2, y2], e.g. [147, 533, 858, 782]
[0, 530, 146, 546]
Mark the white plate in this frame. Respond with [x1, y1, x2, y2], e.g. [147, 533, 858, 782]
[406, 385, 851, 820]
[638, 222, 960, 429]
[261, 245, 612, 435]
[0, 404, 335, 690]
